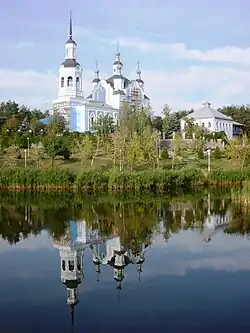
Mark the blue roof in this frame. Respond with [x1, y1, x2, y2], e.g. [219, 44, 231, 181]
[39, 116, 54, 125]
[39, 115, 65, 125]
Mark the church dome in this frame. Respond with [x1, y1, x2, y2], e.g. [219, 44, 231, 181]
[136, 78, 144, 84]
[61, 59, 81, 68]
[92, 78, 100, 83]
[65, 37, 77, 46]
[63, 279, 81, 289]
[113, 60, 123, 66]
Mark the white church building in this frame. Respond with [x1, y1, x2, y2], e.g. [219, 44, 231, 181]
[180, 102, 242, 139]
[52, 13, 150, 132]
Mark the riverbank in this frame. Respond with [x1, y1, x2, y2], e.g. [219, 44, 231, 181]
[0, 167, 249, 193]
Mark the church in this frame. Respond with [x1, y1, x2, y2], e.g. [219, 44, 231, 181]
[52, 13, 150, 132]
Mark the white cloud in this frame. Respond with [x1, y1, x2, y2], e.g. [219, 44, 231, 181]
[0, 231, 51, 254]
[14, 42, 34, 48]
[117, 37, 250, 65]
[0, 63, 249, 114]
[0, 68, 95, 111]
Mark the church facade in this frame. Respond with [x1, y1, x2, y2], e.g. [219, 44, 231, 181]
[52, 14, 150, 132]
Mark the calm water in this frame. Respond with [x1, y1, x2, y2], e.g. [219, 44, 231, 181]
[1, 190, 250, 332]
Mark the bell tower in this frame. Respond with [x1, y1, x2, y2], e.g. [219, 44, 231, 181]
[58, 11, 83, 99]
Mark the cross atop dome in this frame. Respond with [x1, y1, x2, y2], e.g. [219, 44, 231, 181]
[202, 101, 211, 108]
[65, 10, 77, 46]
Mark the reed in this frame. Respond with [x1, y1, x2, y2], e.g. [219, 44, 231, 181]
[0, 167, 250, 192]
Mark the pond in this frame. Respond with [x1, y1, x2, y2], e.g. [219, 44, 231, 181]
[0, 189, 250, 332]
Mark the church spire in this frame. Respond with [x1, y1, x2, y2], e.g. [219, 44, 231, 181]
[92, 61, 100, 86]
[136, 60, 144, 86]
[113, 41, 124, 74]
[69, 10, 73, 39]
[137, 61, 141, 80]
[65, 10, 77, 46]
[95, 61, 100, 80]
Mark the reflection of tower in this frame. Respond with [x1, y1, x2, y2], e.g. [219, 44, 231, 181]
[53, 220, 102, 331]
[131, 243, 149, 282]
[203, 194, 230, 243]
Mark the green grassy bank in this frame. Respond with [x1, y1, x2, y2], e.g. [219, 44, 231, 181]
[0, 167, 249, 193]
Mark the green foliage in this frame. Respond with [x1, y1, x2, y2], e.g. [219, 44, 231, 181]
[226, 134, 250, 170]
[213, 147, 222, 159]
[0, 168, 76, 187]
[160, 147, 169, 160]
[92, 115, 115, 136]
[42, 134, 66, 166]
[197, 147, 204, 159]
[2, 167, 250, 191]
[162, 109, 191, 138]
[75, 169, 109, 190]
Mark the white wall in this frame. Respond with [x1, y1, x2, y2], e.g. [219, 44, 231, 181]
[181, 117, 234, 139]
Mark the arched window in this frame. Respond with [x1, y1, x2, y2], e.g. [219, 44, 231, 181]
[91, 116, 94, 126]
[68, 260, 74, 271]
[61, 77, 64, 88]
[77, 256, 81, 271]
[76, 77, 80, 90]
[208, 122, 211, 128]
[62, 260, 66, 271]
[67, 76, 73, 87]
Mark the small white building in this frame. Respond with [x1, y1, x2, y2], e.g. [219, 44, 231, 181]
[180, 102, 242, 139]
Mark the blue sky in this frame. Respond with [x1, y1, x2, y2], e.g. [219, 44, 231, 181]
[0, 0, 250, 113]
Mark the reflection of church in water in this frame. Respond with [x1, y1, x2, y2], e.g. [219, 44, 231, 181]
[52, 220, 149, 327]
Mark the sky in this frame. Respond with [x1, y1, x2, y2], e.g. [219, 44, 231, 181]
[1, 0, 250, 113]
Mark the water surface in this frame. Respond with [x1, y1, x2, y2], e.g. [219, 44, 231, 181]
[0, 190, 250, 332]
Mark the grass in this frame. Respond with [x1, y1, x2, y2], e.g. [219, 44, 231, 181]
[0, 147, 244, 172]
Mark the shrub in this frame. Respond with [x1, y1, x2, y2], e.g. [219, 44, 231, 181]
[160, 148, 169, 160]
[213, 147, 222, 159]
[75, 169, 108, 190]
[0, 168, 76, 188]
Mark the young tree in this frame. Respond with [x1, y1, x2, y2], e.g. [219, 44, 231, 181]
[126, 132, 144, 171]
[142, 127, 161, 170]
[43, 134, 64, 167]
[226, 134, 250, 170]
[171, 134, 187, 169]
[92, 115, 115, 136]
[74, 134, 96, 167]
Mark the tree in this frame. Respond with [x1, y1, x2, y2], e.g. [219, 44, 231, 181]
[151, 116, 163, 132]
[109, 131, 124, 168]
[126, 132, 144, 171]
[43, 134, 64, 167]
[171, 134, 187, 169]
[226, 134, 250, 170]
[142, 127, 161, 170]
[162, 110, 191, 138]
[92, 115, 115, 136]
[219, 105, 249, 135]
[162, 104, 172, 117]
[74, 134, 96, 167]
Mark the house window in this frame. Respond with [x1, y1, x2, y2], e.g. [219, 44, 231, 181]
[208, 122, 211, 128]
[61, 77, 64, 88]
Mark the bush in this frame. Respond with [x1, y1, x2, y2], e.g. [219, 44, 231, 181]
[160, 148, 169, 160]
[75, 169, 108, 190]
[213, 147, 222, 159]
